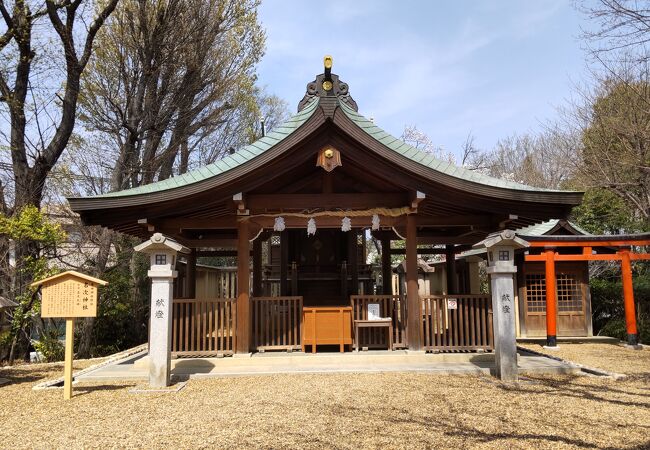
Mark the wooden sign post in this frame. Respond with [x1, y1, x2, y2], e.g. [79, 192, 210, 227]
[32, 271, 108, 400]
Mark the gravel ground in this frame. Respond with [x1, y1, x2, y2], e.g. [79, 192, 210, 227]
[1, 348, 649, 449]
[518, 343, 650, 377]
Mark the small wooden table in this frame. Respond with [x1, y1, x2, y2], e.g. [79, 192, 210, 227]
[354, 319, 393, 351]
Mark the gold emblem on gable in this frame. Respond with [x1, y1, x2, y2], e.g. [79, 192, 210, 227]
[316, 146, 342, 172]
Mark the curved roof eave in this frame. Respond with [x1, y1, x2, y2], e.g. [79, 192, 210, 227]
[67, 98, 323, 211]
[68, 95, 583, 214]
[333, 101, 583, 206]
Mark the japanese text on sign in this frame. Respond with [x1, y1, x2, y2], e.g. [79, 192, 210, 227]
[41, 277, 98, 318]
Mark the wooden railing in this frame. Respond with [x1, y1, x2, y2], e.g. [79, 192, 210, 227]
[350, 295, 408, 349]
[252, 296, 303, 352]
[172, 298, 236, 357]
[421, 295, 493, 352]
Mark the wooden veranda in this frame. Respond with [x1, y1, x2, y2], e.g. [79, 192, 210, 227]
[167, 293, 493, 357]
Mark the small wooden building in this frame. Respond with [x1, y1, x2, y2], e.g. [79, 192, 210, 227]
[515, 220, 593, 338]
[68, 59, 594, 354]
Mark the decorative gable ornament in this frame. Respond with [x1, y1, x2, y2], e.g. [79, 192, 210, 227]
[316, 146, 342, 172]
[274, 216, 286, 232]
[307, 218, 317, 236]
[341, 216, 352, 232]
[371, 214, 380, 230]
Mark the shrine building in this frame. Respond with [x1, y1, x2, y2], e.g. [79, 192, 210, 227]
[68, 59, 649, 357]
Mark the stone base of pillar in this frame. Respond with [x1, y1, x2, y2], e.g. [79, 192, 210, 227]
[624, 344, 644, 350]
[627, 333, 639, 346]
[545, 335, 558, 349]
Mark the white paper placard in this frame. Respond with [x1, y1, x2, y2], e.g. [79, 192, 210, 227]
[447, 298, 458, 310]
[367, 303, 381, 320]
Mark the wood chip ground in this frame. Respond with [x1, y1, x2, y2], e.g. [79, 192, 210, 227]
[1, 344, 648, 449]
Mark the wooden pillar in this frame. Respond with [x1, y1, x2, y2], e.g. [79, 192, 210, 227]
[186, 248, 196, 299]
[544, 248, 558, 347]
[291, 261, 298, 295]
[280, 230, 288, 296]
[406, 215, 421, 350]
[236, 220, 250, 353]
[252, 238, 262, 297]
[63, 318, 74, 400]
[619, 249, 638, 345]
[381, 238, 392, 295]
[445, 244, 456, 295]
[348, 229, 359, 295]
[341, 261, 348, 302]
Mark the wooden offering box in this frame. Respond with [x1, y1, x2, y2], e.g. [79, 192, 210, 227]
[302, 306, 352, 353]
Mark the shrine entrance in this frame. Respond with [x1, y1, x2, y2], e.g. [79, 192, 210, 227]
[265, 229, 371, 306]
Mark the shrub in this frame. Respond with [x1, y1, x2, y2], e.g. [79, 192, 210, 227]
[32, 328, 64, 362]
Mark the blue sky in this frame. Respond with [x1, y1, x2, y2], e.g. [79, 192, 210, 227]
[256, 0, 589, 160]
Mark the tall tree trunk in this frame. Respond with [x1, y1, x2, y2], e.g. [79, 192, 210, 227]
[77, 229, 114, 358]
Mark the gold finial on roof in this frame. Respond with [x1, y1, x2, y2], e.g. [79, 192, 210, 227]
[324, 55, 333, 69]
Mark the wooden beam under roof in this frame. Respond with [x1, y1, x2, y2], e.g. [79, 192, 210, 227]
[176, 238, 238, 248]
[415, 215, 493, 227]
[197, 250, 252, 257]
[410, 191, 426, 210]
[160, 215, 407, 230]
[417, 236, 483, 245]
[246, 193, 409, 211]
[389, 248, 447, 255]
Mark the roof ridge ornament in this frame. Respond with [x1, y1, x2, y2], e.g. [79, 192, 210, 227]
[297, 55, 358, 112]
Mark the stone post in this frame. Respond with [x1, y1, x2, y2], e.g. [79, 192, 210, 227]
[134, 233, 189, 387]
[474, 230, 529, 382]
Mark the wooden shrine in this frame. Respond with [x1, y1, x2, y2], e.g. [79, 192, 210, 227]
[66, 56, 645, 355]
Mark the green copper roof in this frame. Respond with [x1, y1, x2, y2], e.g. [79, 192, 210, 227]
[338, 101, 571, 193]
[85, 89, 577, 201]
[459, 219, 590, 258]
[93, 97, 320, 198]
[515, 219, 590, 236]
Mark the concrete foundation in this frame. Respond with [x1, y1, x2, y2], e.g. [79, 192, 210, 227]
[76, 349, 581, 381]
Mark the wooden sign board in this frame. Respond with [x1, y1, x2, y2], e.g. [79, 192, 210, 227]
[33, 272, 106, 318]
[31, 271, 107, 400]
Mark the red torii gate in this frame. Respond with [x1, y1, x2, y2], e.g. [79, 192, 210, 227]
[523, 235, 650, 347]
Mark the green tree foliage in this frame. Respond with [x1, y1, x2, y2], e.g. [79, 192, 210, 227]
[590, 271, 650, 344]
[0, 206, 66, 362]
[569, 78, 650, 342]
[571, 188, 642, 234]
[86, 239, 151, 356]
[577, 80, 650, 227]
